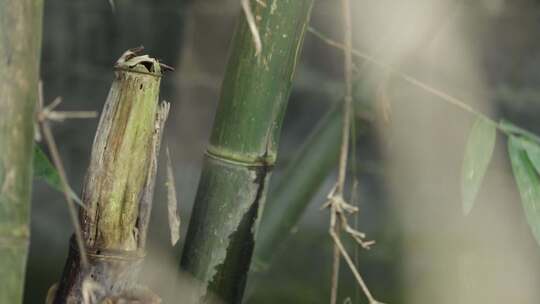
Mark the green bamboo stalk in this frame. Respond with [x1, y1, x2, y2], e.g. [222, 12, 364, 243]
[180, 1, 313, 303]
[253, 107, 342, 269]
[53, 50, 169, 303]
[0, 0, 43, 302]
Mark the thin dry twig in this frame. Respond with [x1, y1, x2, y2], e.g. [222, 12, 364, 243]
[328, 0, 355, 301]
[241, 0, 263, 56]
[35, 97, 88, 208]
[330, 241, 340, 304]
[45, 111, 98, 122]
[337, 0, 353, 193]
[35, 96, 97, 140]
[307, 26, 500, 131]
[322, 186, 375, 249]
[330, 226, 383, 304]
[37, 82, 91, 268]
[322, 1, 384, 304]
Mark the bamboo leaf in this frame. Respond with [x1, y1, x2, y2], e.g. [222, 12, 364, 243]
[461, 117, 496, 215]
[254, 107, 342, 268]
[519, 139, 540, 176]
[508, 136, 540, 247]
[33, 145, 61, 189]
[33, 146, 83, 207]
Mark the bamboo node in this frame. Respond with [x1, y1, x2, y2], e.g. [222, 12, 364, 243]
[204, 148, 275, 168]
[69, 237, 146, 262]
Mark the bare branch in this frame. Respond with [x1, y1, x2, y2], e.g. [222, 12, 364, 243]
[330, 227, 386, 304]
[323, 2, 384, 303]
[307, 26, 498, 130]
[37, 82, 89, 268]
[46, 111, 98, 122]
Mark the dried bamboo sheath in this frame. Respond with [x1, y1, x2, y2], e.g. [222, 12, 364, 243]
[54, 51, 169, 303]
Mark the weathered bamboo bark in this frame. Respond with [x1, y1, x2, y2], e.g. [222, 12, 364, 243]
[53, 50, 169, 304]
[0, 0, 43, 303]
[179, 1, 314, 303]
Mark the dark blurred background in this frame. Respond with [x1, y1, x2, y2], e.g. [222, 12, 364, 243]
[26, 0, 540, 303]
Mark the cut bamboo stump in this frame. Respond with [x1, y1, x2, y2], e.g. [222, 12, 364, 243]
[52, 49, 170, 304]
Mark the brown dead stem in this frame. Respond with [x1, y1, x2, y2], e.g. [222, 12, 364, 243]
[36, 82, 96, 268]
[322, 1, 385, 304]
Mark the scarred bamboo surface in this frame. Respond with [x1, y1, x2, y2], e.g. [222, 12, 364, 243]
[180, 1, 314, 303]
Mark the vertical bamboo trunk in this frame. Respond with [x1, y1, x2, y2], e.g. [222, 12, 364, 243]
[0, 0, 43, 303]
[53, 50, 169, 303]
[179, 1, 313, 303]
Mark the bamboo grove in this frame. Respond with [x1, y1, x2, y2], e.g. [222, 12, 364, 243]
[4, 1, 540, 304]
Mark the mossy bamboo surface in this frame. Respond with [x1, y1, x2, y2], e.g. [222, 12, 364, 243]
[0, 0, 43, 303]
[53, 51, 169, 303]
[180, 1, 313, 303]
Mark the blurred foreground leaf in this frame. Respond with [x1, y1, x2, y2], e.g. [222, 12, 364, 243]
[33, 145, 82, 206]
[519, 139, 540, 176]
[461, 117, 496, 215]
[500, 119, 540, 143]
[254, 107, 342, 269]
[508, 136, 540, 247]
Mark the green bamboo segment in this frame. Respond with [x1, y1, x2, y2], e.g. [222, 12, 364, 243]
[53, 50, 169, 303]
[182, 157, 271, 303]
[0, 0, 43, 302]
[180, 0, 313, 303]
[207, 0, 313, 165]
[253, 108, 342, 269]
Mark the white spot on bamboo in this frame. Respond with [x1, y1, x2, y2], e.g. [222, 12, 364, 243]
[270, 0, 277, 14]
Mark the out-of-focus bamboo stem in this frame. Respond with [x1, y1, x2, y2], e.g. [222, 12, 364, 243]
[0, 0, 43, 302]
